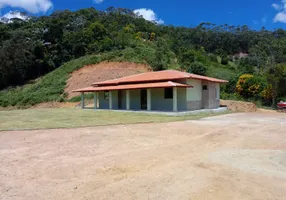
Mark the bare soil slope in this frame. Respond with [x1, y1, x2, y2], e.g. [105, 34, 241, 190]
[1, 112, 286, 200]
[220, 99, 257, 112]
[65, 62, 151, 98]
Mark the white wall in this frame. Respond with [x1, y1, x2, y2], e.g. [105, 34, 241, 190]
[186, 79, 202, 101]
[215, 83, 220, 100]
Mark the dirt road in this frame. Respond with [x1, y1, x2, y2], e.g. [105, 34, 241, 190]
[0, 112, 285, 200]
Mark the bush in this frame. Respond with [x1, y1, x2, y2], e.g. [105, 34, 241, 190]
[236, 74, 267, 99]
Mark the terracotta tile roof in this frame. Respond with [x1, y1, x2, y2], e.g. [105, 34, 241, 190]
[73, 81, 192, 93]
[92, 70, 228, 86]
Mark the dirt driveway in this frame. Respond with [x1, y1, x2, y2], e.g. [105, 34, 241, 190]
[0, 112, 285, 200]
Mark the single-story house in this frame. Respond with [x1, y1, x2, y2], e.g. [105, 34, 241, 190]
[73, 70, 228, 112]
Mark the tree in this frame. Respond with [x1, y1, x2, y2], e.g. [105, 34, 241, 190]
[151, 38, 169, 71]
[186, 62, 207, 75]
[266, 63, 286, 107]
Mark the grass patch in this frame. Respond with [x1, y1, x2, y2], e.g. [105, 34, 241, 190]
[0, 108, 231, 131]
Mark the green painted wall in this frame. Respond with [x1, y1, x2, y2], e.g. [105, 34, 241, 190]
[151, 88, 173, 111]
[98, 90, 118, 109]
[130, 89, 141, 110]
[98, 91, 109, 109]
[98, 87, 188, 111]
[150, 88, 187, 111]
[177, 88, 187, 110]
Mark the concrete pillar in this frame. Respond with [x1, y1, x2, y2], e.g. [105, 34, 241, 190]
[81, 92, 85, 109]
[173, 87, 178, 112]
[94, 92, 97, 109]
[147, 89, 151, 111]
[109, 91, 113, 109]
[126, 90, 130, 110]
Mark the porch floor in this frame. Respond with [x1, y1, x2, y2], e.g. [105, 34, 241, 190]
[81, 107, 228, 116]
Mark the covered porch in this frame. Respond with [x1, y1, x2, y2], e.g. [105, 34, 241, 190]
[75, 81, 192, 112]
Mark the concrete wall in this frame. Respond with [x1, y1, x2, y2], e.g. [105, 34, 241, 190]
[96, 79, 222, 111]
[147, 88, 187, 111]
[177, 88, 187, 111]
[150, 88, 172, 111]
[98, 90, 118, 109]
[202, 81, 220, 109]
[112, 90, 118, 109]
[118, 90, 126, 109]
[130, 89, 141, 110]
[215, 83, 220, 100]
[98, 91, 109, 109]
[97, 88, 187, 111]
[186, 79, 203, 110]
[98, 89, 140, 110]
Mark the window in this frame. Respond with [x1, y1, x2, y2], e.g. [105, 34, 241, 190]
[164, 88, 173, 99]
[202, 85, 208, 90]
[104, 91, 109, 100]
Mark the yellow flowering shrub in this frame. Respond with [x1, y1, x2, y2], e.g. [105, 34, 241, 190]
[236, 74, 266, 98]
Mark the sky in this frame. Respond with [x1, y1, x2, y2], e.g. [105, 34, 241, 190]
[0, 0, 285, 30]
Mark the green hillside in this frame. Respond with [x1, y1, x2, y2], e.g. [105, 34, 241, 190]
[0, 7, 285, 108]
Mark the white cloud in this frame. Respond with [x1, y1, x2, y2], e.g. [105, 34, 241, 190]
[272, 0, 286, 23]
[272, 3, 282, 11]
[274, 12, 286, 23]
[133, 8, 164, 24]
[0, 0, 53, 13]
[94, 0, 104, 4]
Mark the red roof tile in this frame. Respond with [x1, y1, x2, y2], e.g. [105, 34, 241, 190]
[73, 81, 192, 93]
[92, 70, 228, 86]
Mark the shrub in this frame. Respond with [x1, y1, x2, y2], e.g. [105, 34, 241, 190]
[236, 74, 266, 99]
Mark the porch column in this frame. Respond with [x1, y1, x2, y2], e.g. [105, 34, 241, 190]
[173, 87, 178, 112]
[81, 92, 85, 109]
[126, 90, 130, 110]
[109, 91, 113, 109]
[94, 92, 98, 109]
[147, 89, 151, 111]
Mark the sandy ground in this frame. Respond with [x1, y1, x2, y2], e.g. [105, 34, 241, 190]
[0, 112, 285, 200]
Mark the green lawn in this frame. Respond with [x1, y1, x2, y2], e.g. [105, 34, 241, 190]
[0, 108, 230, 131]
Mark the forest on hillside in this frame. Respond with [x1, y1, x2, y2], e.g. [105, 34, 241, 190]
[0, 7, 285, 107]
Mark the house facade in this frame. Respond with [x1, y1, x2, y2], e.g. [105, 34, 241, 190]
[74, 70, 228, 112]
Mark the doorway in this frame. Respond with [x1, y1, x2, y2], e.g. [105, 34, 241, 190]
[140, 89, 147, 110]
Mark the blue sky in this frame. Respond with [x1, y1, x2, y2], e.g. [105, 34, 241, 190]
[0, 0, 285, 30]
